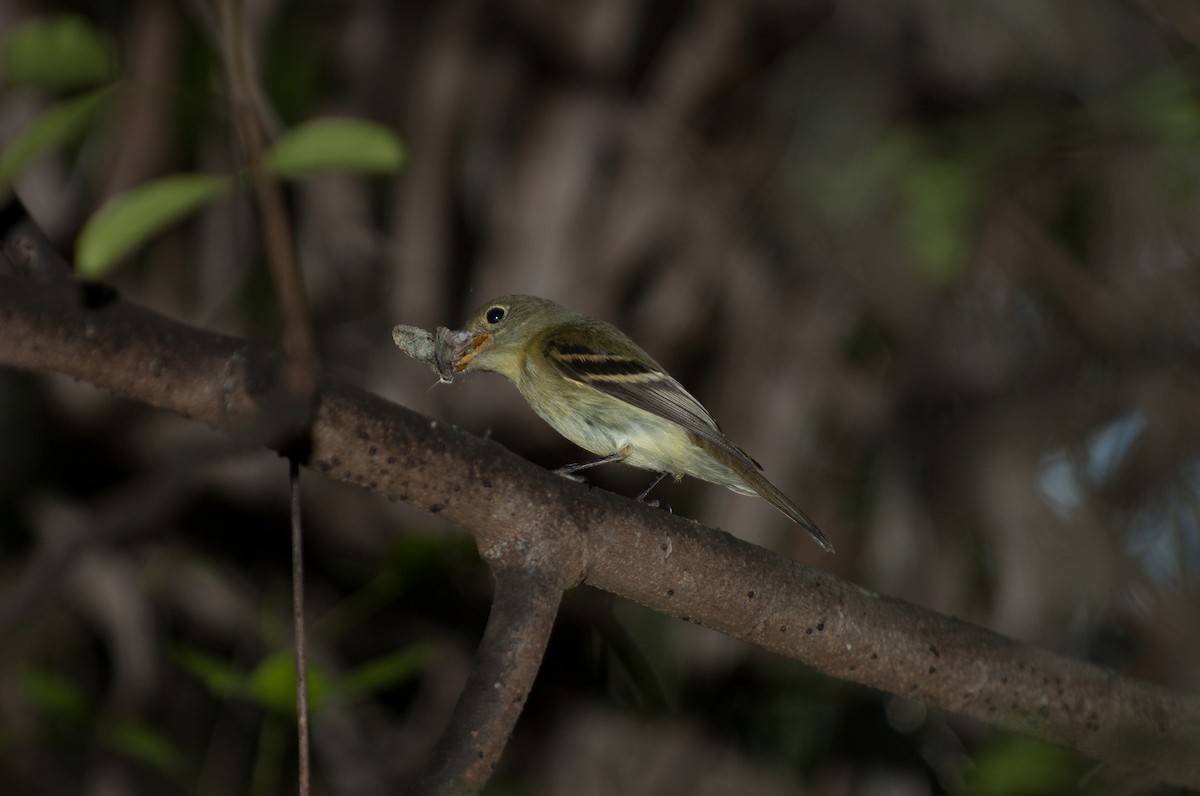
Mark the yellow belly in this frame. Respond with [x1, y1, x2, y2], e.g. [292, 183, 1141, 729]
[519, 377, 752, 493]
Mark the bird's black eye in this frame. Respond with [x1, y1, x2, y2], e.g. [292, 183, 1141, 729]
[485, 306, 505, 324]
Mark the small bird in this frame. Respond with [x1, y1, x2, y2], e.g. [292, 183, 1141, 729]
[449, 294, 833, 552]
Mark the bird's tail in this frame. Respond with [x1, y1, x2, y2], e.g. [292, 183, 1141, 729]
[706, 444, 834, 553]
[691, 435, 835, 553]
[741, 465, 835, 553]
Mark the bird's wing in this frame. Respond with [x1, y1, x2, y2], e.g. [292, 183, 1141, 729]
[544, 338, 763, 472]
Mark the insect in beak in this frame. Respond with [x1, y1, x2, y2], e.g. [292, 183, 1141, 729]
[453, 333, 492, 372]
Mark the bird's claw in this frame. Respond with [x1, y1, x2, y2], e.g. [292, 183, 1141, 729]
[642, 498, 673, 514]
[553, 468, 589, 484]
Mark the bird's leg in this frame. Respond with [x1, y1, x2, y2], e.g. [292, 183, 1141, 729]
[554, 444, 633, 477]
[635, 472, 674, 513]
[555, 453, 623, 476]
[635, 472, 669, 502]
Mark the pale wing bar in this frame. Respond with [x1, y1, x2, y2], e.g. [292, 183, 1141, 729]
[545, 341, 763, 473]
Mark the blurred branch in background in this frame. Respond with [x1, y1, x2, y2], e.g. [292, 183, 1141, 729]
[2, 0, 1200, 793]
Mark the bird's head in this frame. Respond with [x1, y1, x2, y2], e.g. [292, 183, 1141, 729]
[452, 294, 575, 377]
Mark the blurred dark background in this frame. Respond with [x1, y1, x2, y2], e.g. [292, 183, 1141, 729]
[2, 0, 1199, 793]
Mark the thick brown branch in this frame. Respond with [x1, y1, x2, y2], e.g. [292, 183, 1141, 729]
[1, 275, 1198, 788]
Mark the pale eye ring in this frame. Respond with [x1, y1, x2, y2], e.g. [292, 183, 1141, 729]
[485, 306, 505, 324]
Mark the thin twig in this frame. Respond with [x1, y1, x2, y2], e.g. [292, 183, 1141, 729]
[214, 0, 317, 412]
[210, 5, 318, 792]
[290, 459, 311, 796]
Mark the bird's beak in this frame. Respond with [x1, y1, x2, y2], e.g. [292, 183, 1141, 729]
[453, 332, 492, 372]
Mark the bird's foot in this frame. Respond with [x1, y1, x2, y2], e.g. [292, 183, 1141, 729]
[553, 467, 589, 485]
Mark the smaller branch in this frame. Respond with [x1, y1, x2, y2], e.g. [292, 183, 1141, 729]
[214, 0, 317, 419]
[290, 461, 311, 796]
[415, 560, 568, 796]
[0, 195, 73, 281]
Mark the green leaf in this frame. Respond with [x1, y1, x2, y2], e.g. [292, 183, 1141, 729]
[901, 156, 978, 284]
[810, 129, 916, 226]
[269, 117, 406, 177]
[1129, 70, 1200, 147]
[20, 669, 89, 719]
[0, 86, 114, 188]
[247, 651, 328, 715]
[1, 14, 116, 89]
[332, 641, 439, 701]
[969, 735, 1079, 796]
[76, 173, 232, 277]
[171, 646, 242, 698]
[103, 719, 185, 774]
